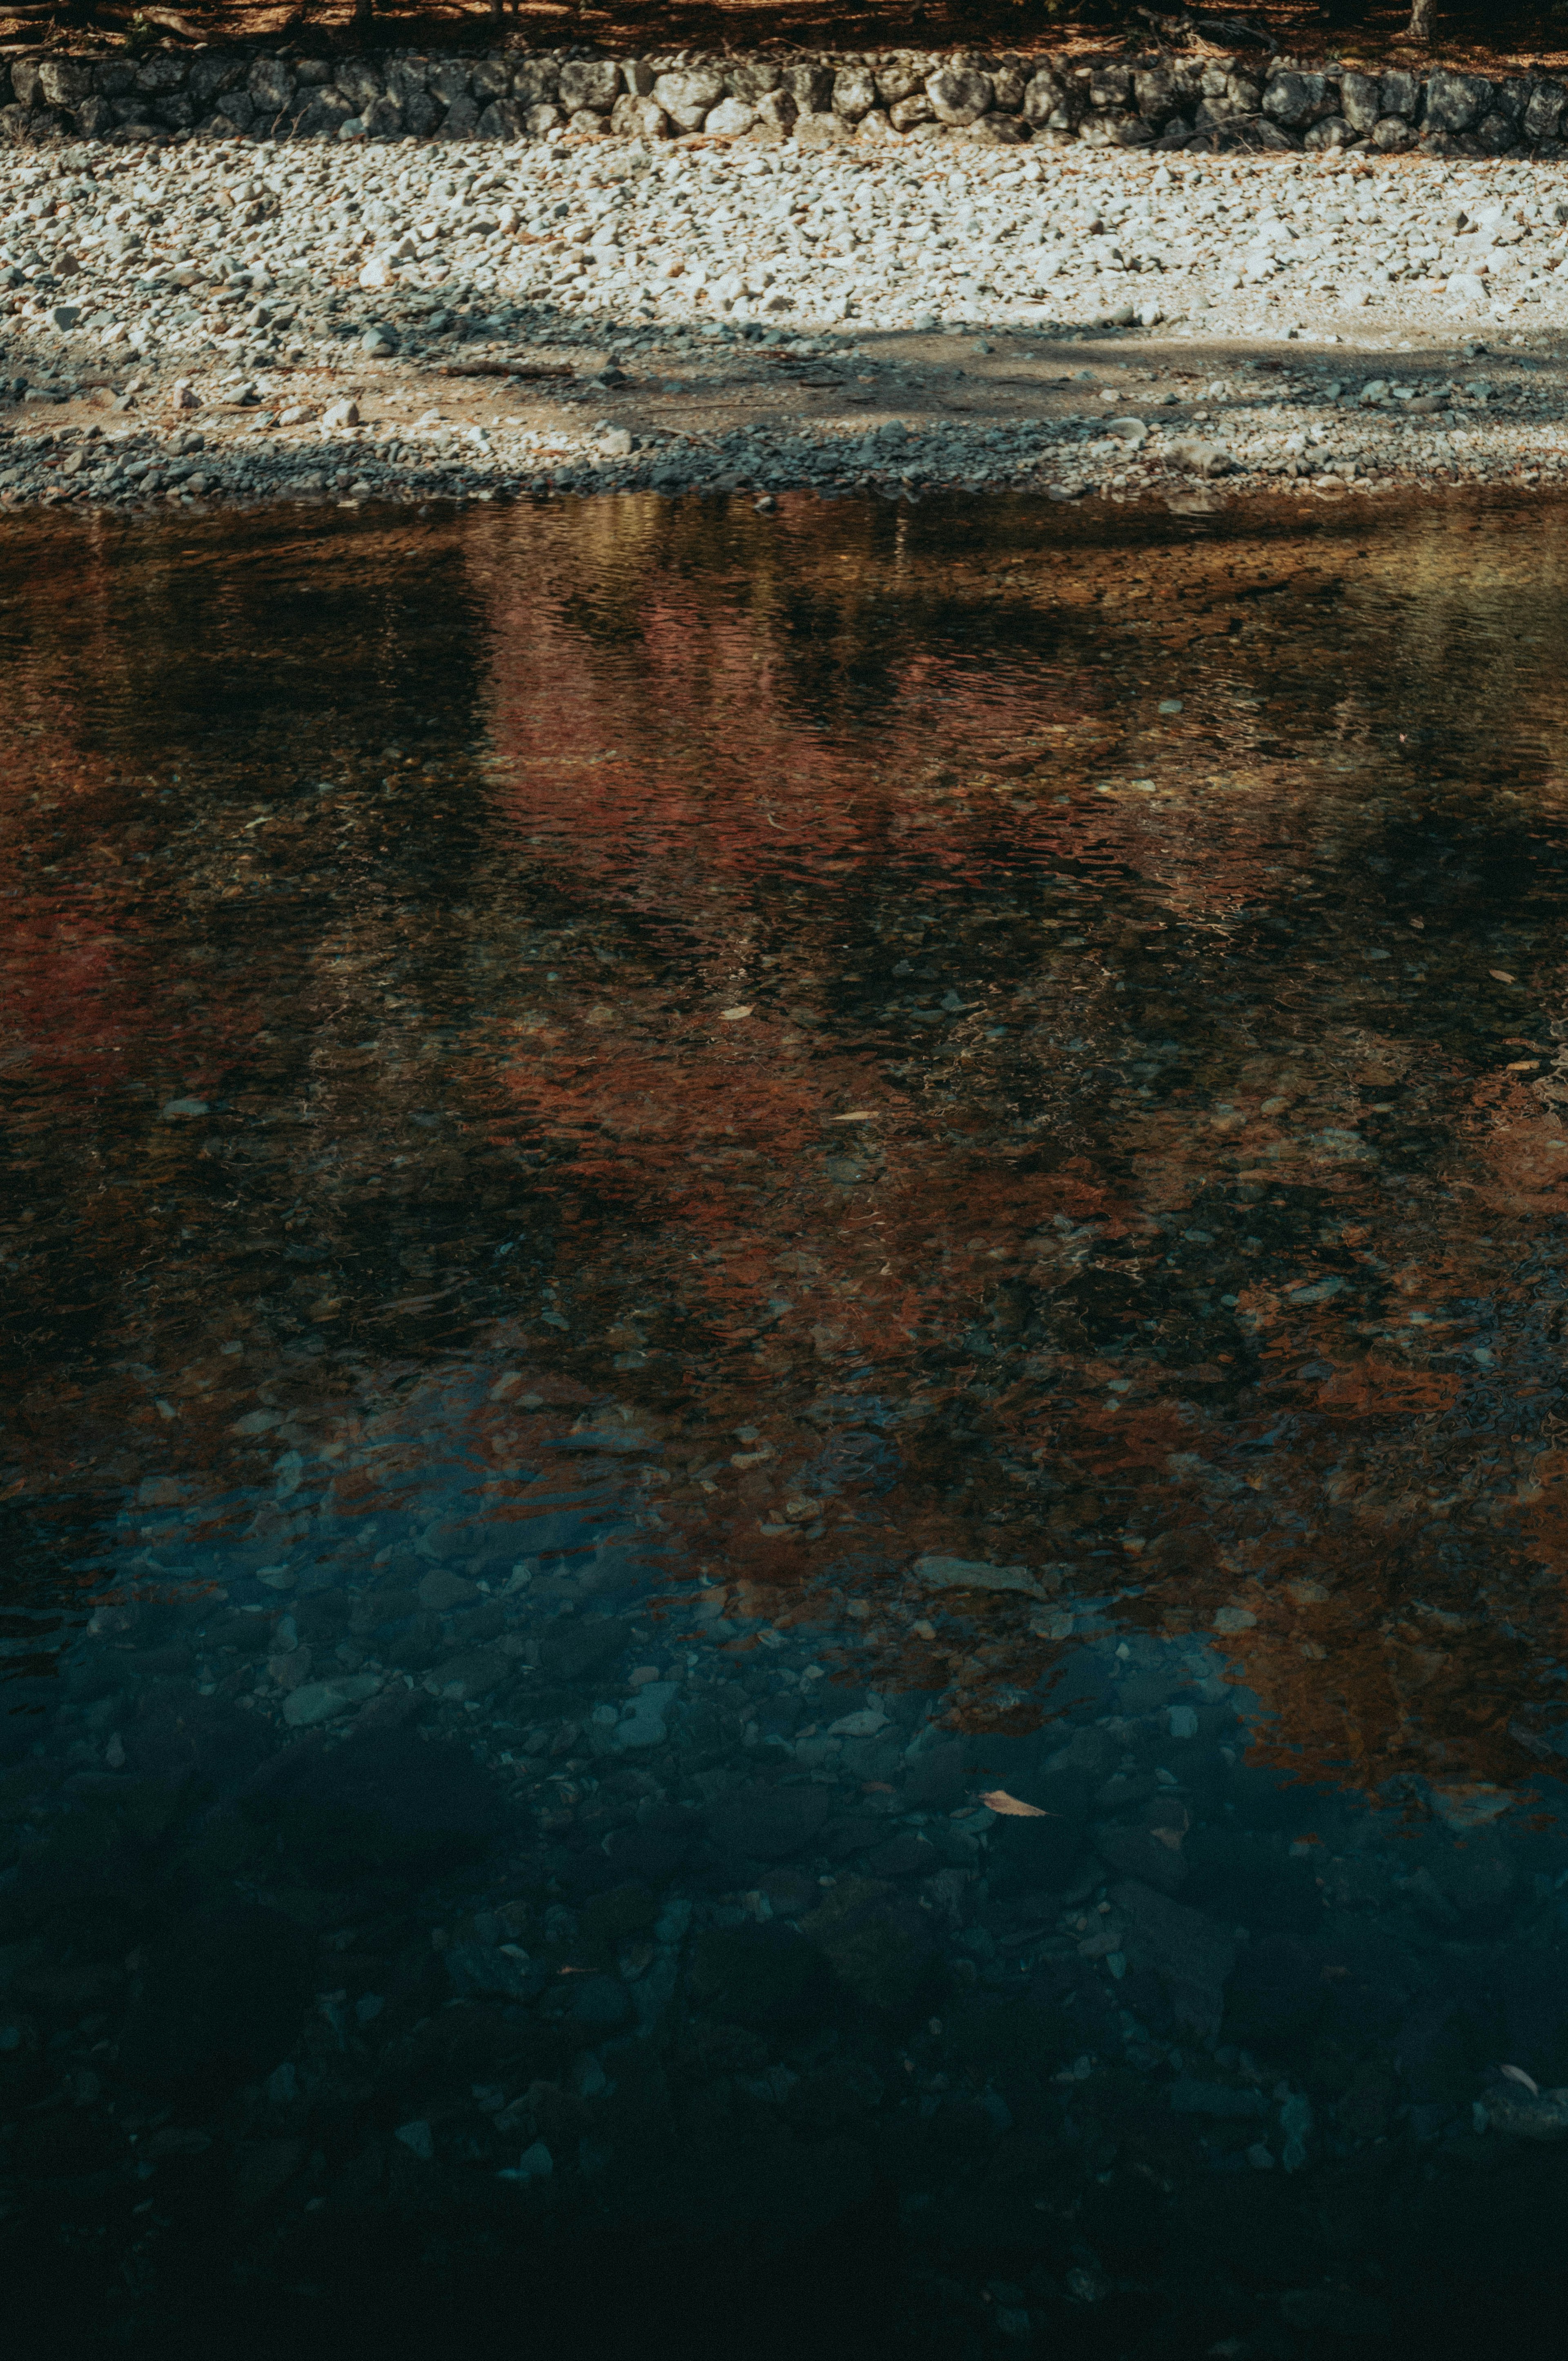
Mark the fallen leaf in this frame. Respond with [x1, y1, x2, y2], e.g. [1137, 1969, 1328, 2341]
[720, 1006, 753, 1021]
[1501, 2063, 1541, 2097]
[979, 1789, 1054, 1819]
[1491, 970, 1516, 982]
[832, 1111, 876, 1122]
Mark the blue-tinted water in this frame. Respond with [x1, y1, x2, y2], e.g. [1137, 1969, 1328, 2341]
[4, 490, 1568, 2358]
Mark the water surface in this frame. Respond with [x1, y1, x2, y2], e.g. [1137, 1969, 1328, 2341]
[5, 491, 1568, 2357]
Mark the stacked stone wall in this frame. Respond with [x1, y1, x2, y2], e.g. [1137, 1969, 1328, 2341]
[1, 43, 1561, 161]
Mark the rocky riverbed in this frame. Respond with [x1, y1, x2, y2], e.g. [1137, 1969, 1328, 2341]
[4, 127, 1568, 510]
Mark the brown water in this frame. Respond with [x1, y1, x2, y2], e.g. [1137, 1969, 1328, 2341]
[5, 491, 1568, 2359]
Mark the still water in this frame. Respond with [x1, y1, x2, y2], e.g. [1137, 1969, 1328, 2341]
[5, 491, 1568, 2357]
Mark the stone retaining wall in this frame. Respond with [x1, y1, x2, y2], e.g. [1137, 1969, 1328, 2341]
[2, 43, 1566, 162]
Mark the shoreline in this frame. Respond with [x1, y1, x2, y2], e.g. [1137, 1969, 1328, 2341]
[5, 123, 1568, 514]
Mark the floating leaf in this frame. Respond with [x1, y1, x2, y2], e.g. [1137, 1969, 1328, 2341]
[719, 1006, 753, 1020]
[1501, 2064, 1541, 2097]
[980, 1789, 1053, 1819]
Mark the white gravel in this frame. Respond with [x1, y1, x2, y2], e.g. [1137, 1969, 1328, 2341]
[4, 129, 1568, 508]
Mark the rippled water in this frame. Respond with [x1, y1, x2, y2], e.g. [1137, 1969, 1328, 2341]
[7, 491, 1568, 2357]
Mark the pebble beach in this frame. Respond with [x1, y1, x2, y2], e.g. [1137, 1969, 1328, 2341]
[4, 121, 1568, 511]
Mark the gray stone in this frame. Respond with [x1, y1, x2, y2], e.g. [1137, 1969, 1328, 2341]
[688, 1923, 832, 2026]
[1133, 67, 1179, 123]
[518, 102, 556, 139]
[336, 59, 384, 109]
[191, 55, 243, 107]
[1090, 65, 1131, 111]
[417, 1566, 477, 1610]
[281, 1675, 381, 1727]
[294, 89, 352, 139]
[472, 57, 511, 101]
[477, 99, 528, 140]
[1524, 79, 1567, 143]
[913, 1554, 1050, 1602]
[1483, 2082, 1568, 2139]
[780, 62, 832, 114]
[1096, 1799, 1189, 1892]
[427, 59, 469, 107]
[927, 67, 992, 127]
[726, 60, 780, 101]
[1112, 1879, 1236, 2039]
[9, 61, 40, 107]
[1168, 2076, 1267, 2118]
[1476, 110, 1518, 153]
[1341, 71, 1385, 131]
[799, 1877, 935, 2011]
[652, 68, 724, 131]
[971, 114, 1033, 145]
[795, 111, 851, 149]
[1423, 67, 1492, 133]
[119, 1906, 313, 2093]
[428, 1647, 508, 1702]
[37, 59, 91, 109]
[134, 56, 186, 94]
[1080, 109, 1153, 149]
[571, 1973, 633, 2028]
[512, 60, 557, 105]
[621, 60, 655, 97]
[384, 58, 429, 105]
[155, 94, 194, 131]
[361, 96, 404, 139]
[610, 93, 670, 139]
[444, 1941, 532, 1999]
[1164, 436, 1232, 476]
[874, 61, 922, 106]
[1371, 116, 1418, 153]
[615, 1679, 678, 1748]
[708, 1780, 834, 1860]
[1303, 116, 1356, 150]
[1263, 70, 1332, 128]
[1381, 68, 1421, 119]
[833, 65, 878, 121]
[1249, 118, 1301, 151]
[559, 59, 619, 114]
[889, 94, 933, 131]
[705, 97, 756, 137]
[992, 62, 1027, 111]
[247, 58, 295, 114]
[537, 1613, 627, 1682]
[755, 88, 797, 132]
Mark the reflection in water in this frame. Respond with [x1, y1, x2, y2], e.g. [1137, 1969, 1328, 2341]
[5, 496, 1568, 2355]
